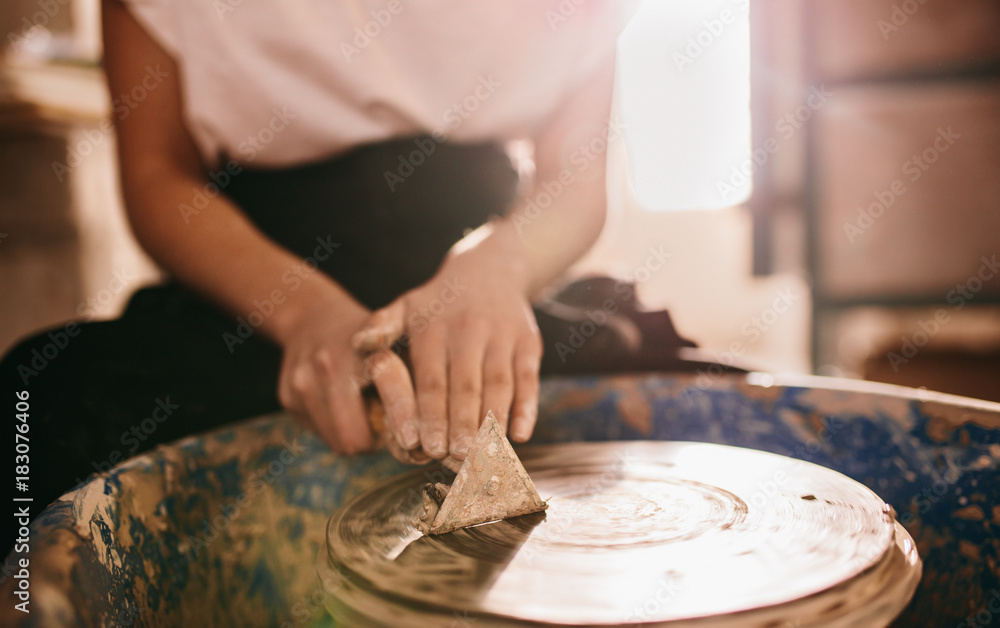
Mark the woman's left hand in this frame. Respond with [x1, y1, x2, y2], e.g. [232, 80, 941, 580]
[353, 219, 543, 465]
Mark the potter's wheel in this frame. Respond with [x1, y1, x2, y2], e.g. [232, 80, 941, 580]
[318, 442, 921, 627]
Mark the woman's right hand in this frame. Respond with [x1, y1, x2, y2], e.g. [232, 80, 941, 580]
[277, 294, 419, 456]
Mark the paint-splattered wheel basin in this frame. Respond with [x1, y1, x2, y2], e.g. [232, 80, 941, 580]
[2, 372, 999, 627]
[320, 441, 921, 627]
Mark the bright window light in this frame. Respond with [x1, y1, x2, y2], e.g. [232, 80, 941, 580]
[618, 0, 752, 210]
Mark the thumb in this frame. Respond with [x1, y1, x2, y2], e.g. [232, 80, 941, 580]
[352, 298, 407, 354]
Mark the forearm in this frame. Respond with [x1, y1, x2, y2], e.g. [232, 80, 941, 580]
[122, 172, 363, 346]
[448, 56, 616, 299]
[103, 0, 364, 347]
[504, 164, 607, 297]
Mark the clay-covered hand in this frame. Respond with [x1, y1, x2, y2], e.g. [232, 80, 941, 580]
[353, 220, 543, 464]
[276, 295, 383, 455]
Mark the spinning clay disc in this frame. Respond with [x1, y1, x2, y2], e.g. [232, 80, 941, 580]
[319, 441, 921, 627]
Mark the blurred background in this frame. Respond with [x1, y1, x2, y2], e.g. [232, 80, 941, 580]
[1, 0, 998, 400]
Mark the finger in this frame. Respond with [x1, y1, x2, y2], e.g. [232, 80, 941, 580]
[310, 349, 374, 454]
[480, 334, 515, 433]
[326, 378, 374, 454]
[278, 355, 306, 414]
[411, 327, 450, 459]
[448, 324, 488, 460]
[367, 349, 420, 451]
[369, 397, 431, 464]
[353, 298, 407, 353]
[293, 360, 342, 449]
[388, 440, 433, 466]
[279, 361, 317, 429]
[401, 446, 433, 465]
[509, 334, 542, 443]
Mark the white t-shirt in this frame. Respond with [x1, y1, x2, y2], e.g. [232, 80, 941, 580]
[121, 0, 634, 167]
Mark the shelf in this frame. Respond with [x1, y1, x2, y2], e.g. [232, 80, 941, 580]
[0, 59, 107, 133]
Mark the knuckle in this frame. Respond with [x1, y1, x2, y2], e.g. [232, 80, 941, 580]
[453, 377, 481, 396]
[454, 315, 488, 338]
[310, 348, 337, 373]
[289, 366, 313, 395]
[524, 331, 543, 354]
[417, 373, 447, 396]
[484, 367, 513, 389]
[381, 389, 410, 414]
[420, 417, 447, 437]
[516, 369, 539, 394]
[516, 356, 540, 379]
[365, 351, 392, 377]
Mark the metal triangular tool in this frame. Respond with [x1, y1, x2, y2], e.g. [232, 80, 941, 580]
[416, 411, 548, 535]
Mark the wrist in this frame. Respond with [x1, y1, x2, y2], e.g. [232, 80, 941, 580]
[449, 217, 534, 298]
[268, 274, 367, 346]
[492, 218, 534, 296]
